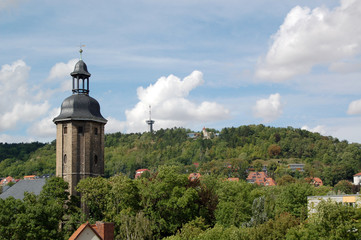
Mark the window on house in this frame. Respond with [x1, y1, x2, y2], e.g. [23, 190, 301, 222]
[63, 125, 67, 134]
[94, 127, 98, 135]
[78, 126, 83, 134]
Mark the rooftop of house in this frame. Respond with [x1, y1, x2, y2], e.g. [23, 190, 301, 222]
[69, 221, 114, 240]
[0, 176, 15, 185]
[24, 175, 36, 179]
[246, 171, 276, 186]
[69, 222, 102, 240]
[188, 173, 201, 181]
[135, 169, 150, 179]
[305, 177, 323, 186]
[0, 178, 46, 200]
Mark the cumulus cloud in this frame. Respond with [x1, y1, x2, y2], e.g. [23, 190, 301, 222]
[0, 134, 36, 143]
[256, 0, 361, 81]
[253, 93, 283, 122]
[105, 117, 126, 134]
[0, 102, 49, 131]
[0, 0, 26, 11]
[0, 60, 50, 132]
[329, 61, 361, 74]
[301, 125, 327, 135]
[47, 58, 78, 92]
[347, 99, 361, 115]
[28, 108, 60, 139]
[123, 71, 229, 133]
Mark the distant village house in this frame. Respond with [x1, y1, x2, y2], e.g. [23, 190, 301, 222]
[247, 172, 276, 186]
[135, 169, 150, 179]
[69, 221, 114, 240]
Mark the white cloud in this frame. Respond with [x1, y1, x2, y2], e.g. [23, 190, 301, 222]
[0, 102, 49, 131]
[253, 93, 283, 122]
[123, 71, 229, 133]
[0, 0, 26, 11]
[301, 125, 327, 135]
[0, 134, 35, 143]
[48, 58, 78, 80]
[256, 0, 361, 81]
[47, 58, 78, 92]
[347, 99, 361, 115]
[105, 117, 126, 134]
[328, 119, 361, 143]
[27, 108, 60, 139]
[0, 60, 50, 131]
[329, 61, 361, 74]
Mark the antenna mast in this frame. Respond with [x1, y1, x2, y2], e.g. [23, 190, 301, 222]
[146, 105, 155, 133]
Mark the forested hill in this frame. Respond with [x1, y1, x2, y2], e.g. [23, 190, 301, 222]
[1, 125, 361, 186]
[0, 142, 45, 162]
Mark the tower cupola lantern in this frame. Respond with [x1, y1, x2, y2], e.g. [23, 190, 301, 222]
[71, 49, 91, 94]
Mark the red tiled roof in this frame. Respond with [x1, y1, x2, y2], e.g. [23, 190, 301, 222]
[135, 169, 150, 179]
[246, 172, 276, 186]
[312, 177, 323, 185]
[69, 222, 103, 240]
[305, 177, 323, 187]
[0, 176, 15, 185]
[354, 172, 361, 176]
[188, 173, 201, 181]
[265, 178, 276, 186]
[24, 175, 36, 179]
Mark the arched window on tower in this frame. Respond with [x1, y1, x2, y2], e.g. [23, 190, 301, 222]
[63, 154, 67, 164]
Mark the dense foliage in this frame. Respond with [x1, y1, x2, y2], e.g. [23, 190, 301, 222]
[0, 177, 84, 239]
[0, 142, 45, 161]
[2, 125, 361, 183]
[1, 125, 361, 239]
[2, 172, 359, 239]
[0, 141, 54, 178]
[103, 125, 361, 185]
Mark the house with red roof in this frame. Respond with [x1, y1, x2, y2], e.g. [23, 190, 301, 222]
[188, 173, 201, 181]
[354, 172, 361, 185]
[69, 221, 114, 240]
[305, 177, 323, 187]
[0, 176, 15, 185]
[23, 175, 36, 180]
[135, 169, 150, 179]
[246, 172, 276, 186]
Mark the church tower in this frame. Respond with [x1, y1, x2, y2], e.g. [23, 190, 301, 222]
[53, 51, 107, 196]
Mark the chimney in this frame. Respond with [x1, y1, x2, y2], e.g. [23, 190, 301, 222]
[94, 222, 114, 240]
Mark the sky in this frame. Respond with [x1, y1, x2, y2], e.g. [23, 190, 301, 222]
[0, 0, 361, 143]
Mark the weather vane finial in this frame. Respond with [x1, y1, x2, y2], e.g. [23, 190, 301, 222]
[79, 44, 86, 60]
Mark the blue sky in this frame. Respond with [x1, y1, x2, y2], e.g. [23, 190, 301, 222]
[1, 0, 361, 143]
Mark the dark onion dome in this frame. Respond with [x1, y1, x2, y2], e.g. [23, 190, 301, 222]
[71, 60, 91, 78]
[53, 94, 107, 123]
